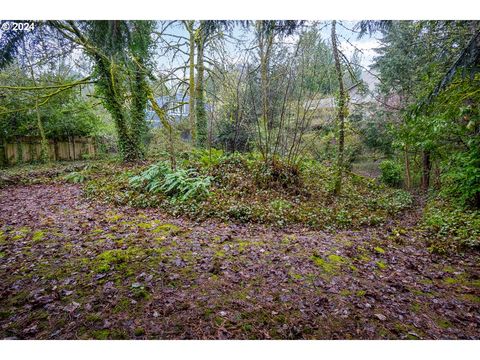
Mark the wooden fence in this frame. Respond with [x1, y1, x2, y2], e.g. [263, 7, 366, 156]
[0, 136, 96, 166]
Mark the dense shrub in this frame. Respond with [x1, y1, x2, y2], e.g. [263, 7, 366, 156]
[440, 144, 480, 209]
[379, 160, 403, 187]
[422, 199, 480, 253]
[181, 148, 226, 169]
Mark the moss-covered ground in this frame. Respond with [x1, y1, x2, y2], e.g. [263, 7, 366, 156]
[0, 178, 479, 339]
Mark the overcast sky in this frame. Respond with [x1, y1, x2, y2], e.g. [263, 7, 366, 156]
[157, 20, 382, 79]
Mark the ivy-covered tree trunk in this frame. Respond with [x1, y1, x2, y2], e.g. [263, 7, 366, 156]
[130, 62, 149, 160]
[94, 56, 136, 161]
[195, 23, 208, 148]
[23, 38, 50, 164]
[34, 97, 50, 163]
[49, 20, 154, 162]
[331, 20, 347, 196]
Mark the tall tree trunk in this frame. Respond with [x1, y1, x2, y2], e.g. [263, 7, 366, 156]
[187, 21, 196, 143]
[260, 32, 269, 160]
[98, 57, 135, 161]
[195, 22, 207, 148]
[24, 38, 50, 164]
[331, 20, 346, 196]
[256, 21, 274, 163]
[34, 97, 50, 163]
[130, 61, 148, 160]
[421, 149, 431, 192]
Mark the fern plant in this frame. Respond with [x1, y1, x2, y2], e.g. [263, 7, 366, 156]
[64, 171, 86, 184]
[129, 162, 212, 202]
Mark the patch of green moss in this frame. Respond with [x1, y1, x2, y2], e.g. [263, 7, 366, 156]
[311, 255, 335, 274]
[214, 250, 226, 258]
[91, 329, 110, 340]
[105, 213, 123, 222]
[436, 318, 452, 329]
[137, 222, 153, 230]
[355, 248, 371, 263]
[0, 251, 5, 258]
[374, 246, 385, 254]
[152, 223, 181, 235]
[32, 230, 45, 242]
[419, 278, 433, 285]
[443, 265, 456, 273]
[281, 234, 296, 245]
[19, 226, 30, 233]
[356, 290, 366, 297]
[111, 329, 129, 339]
[154, 236, 167, 244]
[409, 288, 437, 297]
[113, 298, 131, 314]
[376, 260, 387, 270]
[9, 290, 30, 306]
[442, 272, 480, 288]
[131, 286, 150, 300]
[328, 254, 345, 263]
[94, 247, 143, 273]
[410, 302, 421, 313]
[460, 294, 480, 303]
[443, 277, 458, 285]
[134, 327, 145, 336]
[469, 279, 480, 288]
[394, 322, 424, 339]
[237, 241, 250, 253]
[290, 272, 303, 280]
[340, 289, 351, 296]
[90, 228, 104, 235]
[85, 313, 103, 324]
[241, 323, 253, 332]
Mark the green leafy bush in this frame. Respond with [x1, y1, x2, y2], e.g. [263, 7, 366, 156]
[181, 148, 226, 169]
[440, 144, 480, 209]
[423, 199, 480, 253]
[379, 160, 402, 187]
[194, 148, 225, 168]
[129, 162, 212, 202]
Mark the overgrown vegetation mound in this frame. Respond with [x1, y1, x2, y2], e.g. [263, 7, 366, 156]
[83, 151, 412, 229]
